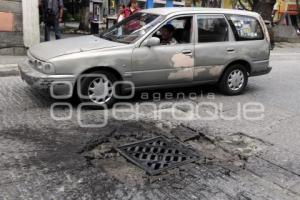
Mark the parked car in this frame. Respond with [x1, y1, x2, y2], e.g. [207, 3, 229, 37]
[19, 7, 272, 107]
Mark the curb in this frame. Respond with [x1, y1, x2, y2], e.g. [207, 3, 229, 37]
[275, 37, 300, 43]
[0, 64, 19, 77]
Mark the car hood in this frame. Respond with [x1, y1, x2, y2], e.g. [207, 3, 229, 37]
[29, 35, 125, 61]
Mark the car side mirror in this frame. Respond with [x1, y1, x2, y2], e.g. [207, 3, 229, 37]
[142, 37, 160, 47]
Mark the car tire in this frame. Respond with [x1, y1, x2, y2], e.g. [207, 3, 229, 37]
[218, 64, 248, 95]
[78, 70, 119, 108]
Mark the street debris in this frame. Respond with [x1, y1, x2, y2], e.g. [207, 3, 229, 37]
[170, 125, 200, 142]
[117, 136, 200, 175]
[213, 132, 271, 158]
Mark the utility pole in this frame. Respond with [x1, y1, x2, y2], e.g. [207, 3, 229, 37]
[22, 0, 40, 47]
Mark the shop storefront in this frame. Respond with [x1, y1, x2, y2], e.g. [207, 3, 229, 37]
[273, 0, 299, 26]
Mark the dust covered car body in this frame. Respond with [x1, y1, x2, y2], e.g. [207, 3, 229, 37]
[19, 7, 271, 107]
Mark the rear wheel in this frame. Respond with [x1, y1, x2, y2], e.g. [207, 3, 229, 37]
[218, 64, 248, 95]
[79, 71, 119, 108]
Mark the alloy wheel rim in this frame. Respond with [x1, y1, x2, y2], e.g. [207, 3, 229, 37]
[227, 69, 245, 91]
[88, 76, 113, 104]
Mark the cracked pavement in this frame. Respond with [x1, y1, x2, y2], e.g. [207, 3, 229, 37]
[0, 47, 300, 199]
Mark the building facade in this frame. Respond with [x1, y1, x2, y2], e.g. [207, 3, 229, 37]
[0, 0, 25, 55]
[0, 0, 39, 55]
[1, 0, 298, 55]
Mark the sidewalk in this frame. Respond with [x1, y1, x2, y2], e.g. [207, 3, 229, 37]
[0, 55, 25, 76]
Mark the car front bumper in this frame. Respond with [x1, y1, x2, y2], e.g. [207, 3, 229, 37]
[18, 59, 76, 90]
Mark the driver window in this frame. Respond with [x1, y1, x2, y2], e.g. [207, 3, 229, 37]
[153, 16, 193, 45]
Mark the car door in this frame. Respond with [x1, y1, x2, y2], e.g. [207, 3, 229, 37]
[131, 15, 195, 87]
[194, 14, 234, 82]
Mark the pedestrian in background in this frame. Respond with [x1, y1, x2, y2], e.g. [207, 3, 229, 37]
[123, 0, 140, 33]
[124, 0, 140, 18]
[117, 4, 126, 23]
[43, 0, 64, 41]
[117, 4, 126, 36]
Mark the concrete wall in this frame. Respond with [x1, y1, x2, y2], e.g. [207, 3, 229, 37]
[0, 0, 26, 55]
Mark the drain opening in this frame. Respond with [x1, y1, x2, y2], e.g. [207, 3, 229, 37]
[117, 136, 200, 175]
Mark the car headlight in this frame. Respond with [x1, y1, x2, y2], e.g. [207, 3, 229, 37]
[43, 63, 55, 74]
[35, 61, 55, 74]
[29, 58, 55, 74]
[27, 51, 55, 74]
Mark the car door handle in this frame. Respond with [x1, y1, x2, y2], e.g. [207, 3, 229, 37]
[182, 50, 193, 57]
[226, 48, 235, 53]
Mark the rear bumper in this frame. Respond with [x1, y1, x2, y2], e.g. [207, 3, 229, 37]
[18, 59, 76, 89]
[250, 59, 272, 76]
[250, 65, 272, 76]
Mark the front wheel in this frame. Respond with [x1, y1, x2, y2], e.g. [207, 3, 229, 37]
[78, 71, 118, 108]
[218, 64, 248, 95]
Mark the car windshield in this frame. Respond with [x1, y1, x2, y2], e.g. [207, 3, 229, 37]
[100, 12, 164, 44]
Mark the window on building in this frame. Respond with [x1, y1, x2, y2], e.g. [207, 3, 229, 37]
[226, 15, 264, 41]
[197, 15, 229, 43]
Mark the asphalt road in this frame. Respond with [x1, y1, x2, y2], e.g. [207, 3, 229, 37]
[0, 46, 300, 199]
[188, 47, 300, 154]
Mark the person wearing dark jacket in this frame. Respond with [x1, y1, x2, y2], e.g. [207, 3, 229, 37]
[43, 0, 64, 41]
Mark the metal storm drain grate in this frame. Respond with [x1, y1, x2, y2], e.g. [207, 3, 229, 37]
[117, 136, 200, 175]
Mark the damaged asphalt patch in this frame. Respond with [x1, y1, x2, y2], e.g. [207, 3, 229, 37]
[62, 120, 298, 200]
[1, 119, 300, 199]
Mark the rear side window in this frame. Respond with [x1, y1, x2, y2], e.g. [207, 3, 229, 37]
[226, 15, 264, 41]
[197, 15, 229, 43]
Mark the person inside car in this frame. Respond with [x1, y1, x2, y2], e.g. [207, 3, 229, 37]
[160, 24, 177, 45]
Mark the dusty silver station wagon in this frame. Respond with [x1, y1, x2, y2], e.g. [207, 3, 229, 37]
[19, 7, 272, 107]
